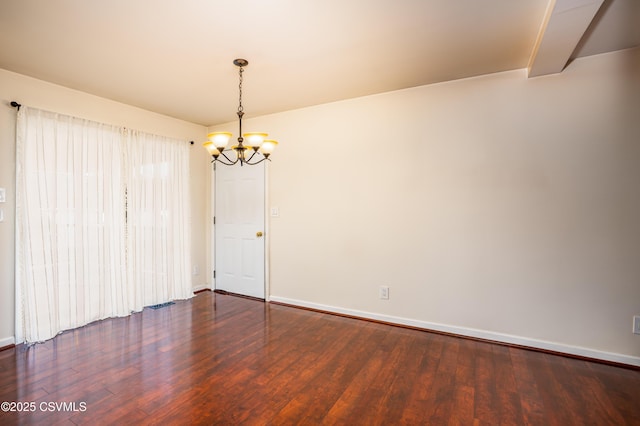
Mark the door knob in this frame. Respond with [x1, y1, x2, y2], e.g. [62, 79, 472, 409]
[256, 231, 263, 237]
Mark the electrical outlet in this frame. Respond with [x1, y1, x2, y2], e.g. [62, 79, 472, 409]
[633, 316, 640, 335]
[379, 286, 389, 300]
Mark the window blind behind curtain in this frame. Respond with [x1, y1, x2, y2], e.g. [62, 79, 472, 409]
[15, 107, 192, 344]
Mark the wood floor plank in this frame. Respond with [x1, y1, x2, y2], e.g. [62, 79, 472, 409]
[0, 291, 638, 425]
[473, 342, 500, 424]
[509, 347, 547, 426]
[589, 361, 640, 424]
[528, 354, 578, 426]
[397, 333, 446, 424]
[346, 332, 418, 424]
[271, 321, 382, 423]
[492, 345, 524, 424]
[380, 334, 432, 423]
[427, 338, 460, 424]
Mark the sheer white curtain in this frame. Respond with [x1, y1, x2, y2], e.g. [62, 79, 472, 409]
[125, 130, 192, 311]
[15, 107, 192, 344]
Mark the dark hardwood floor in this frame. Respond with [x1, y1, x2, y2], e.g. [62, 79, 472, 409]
[0, 291, 638, 425]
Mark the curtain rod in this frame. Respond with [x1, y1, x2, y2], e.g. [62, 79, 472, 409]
[10, 101, 193, 145]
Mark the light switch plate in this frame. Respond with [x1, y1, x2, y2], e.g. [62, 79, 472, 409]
[0, 208, 4, 222]
[0, 188, 5, 203]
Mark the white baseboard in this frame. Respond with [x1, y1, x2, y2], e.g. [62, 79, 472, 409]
[269, 296, 640, 367]
[0, 336, 15, 348]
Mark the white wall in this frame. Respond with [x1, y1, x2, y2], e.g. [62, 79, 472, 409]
[0, 69, 210, 347]
[245, 48, 640, 364]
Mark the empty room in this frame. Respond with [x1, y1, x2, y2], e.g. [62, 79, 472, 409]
[0, 0, 639, 424]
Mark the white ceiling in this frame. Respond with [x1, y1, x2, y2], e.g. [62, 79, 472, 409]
[0, 0, 638, 126]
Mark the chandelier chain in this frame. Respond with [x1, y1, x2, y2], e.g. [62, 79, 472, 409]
[238, 66, 244, 114]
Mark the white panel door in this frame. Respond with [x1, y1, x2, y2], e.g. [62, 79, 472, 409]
[215, 162, 265, 299]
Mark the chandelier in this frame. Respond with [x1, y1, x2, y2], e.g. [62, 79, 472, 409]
[203, 59, 278, 166]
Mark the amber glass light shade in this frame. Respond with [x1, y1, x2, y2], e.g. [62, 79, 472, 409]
[242, 132, 268, 148]
[203, 141, 220, 157]
[259, 140, 278, 156]
[207, 132, 232, 149]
